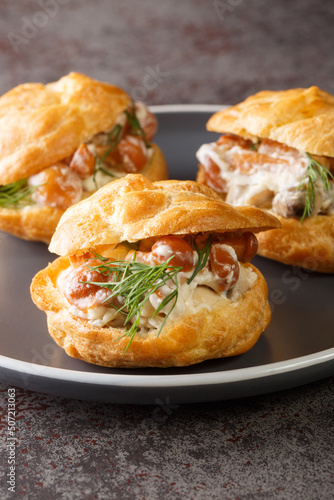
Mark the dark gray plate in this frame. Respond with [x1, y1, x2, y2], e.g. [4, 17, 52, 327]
[0, 105, 333, 404]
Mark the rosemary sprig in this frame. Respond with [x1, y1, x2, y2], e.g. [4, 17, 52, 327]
[298, 153, 334, 222]
[0, 178, 38, 209]
[85, 253, 182, 353]
[187, 234, 213, 284]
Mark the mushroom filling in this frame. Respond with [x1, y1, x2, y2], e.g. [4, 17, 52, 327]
[196, 135, 334, 219]
[57, 233, 258, 334]
[0, 102, 157, 210]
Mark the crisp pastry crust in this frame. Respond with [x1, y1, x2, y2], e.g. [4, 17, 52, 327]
[207, 86, 334, 157]
[0, 144, 167, 243]
[49, 174, 281, 256]
[196, 162, 208, 187]
[256, 214, 334, 273]
[0, 72, 130, 184]
[0, 205, 63, 244]
[201, 87, 334, 272]
[31, 175, 280, 368]
[31, 257, 271, 368]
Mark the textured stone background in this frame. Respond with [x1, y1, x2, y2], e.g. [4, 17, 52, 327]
[0, 0, 334, 499]
[1, 0, 334, 104]
[1, 380, 334, 499]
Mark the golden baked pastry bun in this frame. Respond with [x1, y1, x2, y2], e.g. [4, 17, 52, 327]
[196, 87, 334, 272]
[0, 72, 168, 243]
[31, 174, 280, 368]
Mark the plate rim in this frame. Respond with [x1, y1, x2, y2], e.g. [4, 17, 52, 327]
[1, 104, 333, 397]
[149, 104, 225, 113]
[1, 348, 334, 388]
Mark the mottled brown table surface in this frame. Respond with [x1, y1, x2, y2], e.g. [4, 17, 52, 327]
[0, 1, 334, 499]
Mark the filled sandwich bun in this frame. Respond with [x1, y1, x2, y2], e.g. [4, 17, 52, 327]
[0, 72, 167, 243]
[196, 86, 334, 272]
[30, 174, 280, 368]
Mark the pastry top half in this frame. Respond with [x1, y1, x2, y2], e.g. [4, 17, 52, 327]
[49, 174, 281, 256]
[0, 72, 130, 184]
[207, 86, 334, 157]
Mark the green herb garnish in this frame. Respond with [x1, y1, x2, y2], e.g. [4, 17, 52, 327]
[92, 102, 150, 188]
[298, 153, 334, 222]
[124, 101, 151, 148]
[187, 234, 213, 284]
[0, 178, 38, 208]
[93, 123, 123, 188]
[85, 253, 182, 353]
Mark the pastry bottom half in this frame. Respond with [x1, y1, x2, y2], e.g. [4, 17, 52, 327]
[256, 214, 334, 273]
[31, 257, 271, 368]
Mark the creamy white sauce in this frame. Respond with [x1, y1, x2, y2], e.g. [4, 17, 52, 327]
[229, 263, 257, 300]
[58, 248, 257, 332]
[134, 101, 149, 123]
[68, 304, 119, 328]
[81, 144, 124, 193]
[196, 142, 308, 199]
[153, 244, 173, 260]
[196, 141, 334, 215]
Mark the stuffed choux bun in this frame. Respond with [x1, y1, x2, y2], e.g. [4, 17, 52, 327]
[196, 87, 334, 272]
[0, 72, 167, 243]
[31, 174, 280, 368]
